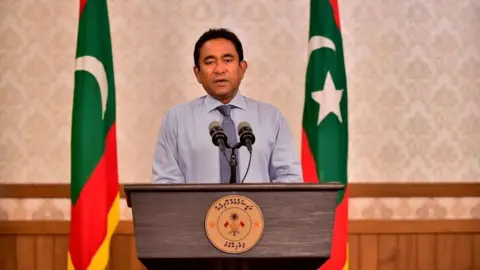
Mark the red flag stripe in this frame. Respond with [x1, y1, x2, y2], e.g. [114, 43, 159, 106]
[318, 188, 348, 270]
[68, 194, 119, 270]
[79, 0, 87, 16]
[329, 0, 341, 30]
[69, 124, 119, 270]
[301, 128, 319, 183]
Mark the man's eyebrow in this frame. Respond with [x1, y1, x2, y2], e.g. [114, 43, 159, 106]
[222, 53, 234, 58]
[202, 53, 235, 62]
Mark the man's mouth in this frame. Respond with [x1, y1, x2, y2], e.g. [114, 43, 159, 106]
[214, 79, 228, 84]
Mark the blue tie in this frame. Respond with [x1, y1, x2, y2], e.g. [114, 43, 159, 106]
[217, 105, 239, 183]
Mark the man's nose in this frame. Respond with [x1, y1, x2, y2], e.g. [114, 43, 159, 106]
[213, 62, 227, 73]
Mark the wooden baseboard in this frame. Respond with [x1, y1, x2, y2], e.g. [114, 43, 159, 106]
[0, 183, 479, 198]
[1, 221, 478, 270]
[0, 220, 478, 235]
[349, 220, 480, 233]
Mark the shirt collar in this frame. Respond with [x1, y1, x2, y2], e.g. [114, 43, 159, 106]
[204, 91, 247, 112]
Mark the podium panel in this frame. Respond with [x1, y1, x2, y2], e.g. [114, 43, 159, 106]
[125, 183, 343, 270]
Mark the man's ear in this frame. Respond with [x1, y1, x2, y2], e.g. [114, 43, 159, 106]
[193, 66, 201, 83]
[239, 60, 248, 79]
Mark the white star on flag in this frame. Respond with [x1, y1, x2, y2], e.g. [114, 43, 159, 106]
[311, 71, 344, 125]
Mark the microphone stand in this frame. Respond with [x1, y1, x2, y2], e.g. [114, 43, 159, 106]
[228, 142, 242, 184]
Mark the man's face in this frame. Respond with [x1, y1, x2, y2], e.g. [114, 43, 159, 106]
[194, 38, 247, 103]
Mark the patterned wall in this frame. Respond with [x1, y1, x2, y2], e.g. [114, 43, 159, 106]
[0, 0, 479, 220]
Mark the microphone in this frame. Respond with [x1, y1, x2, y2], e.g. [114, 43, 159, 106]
[238, 122, 255, 154]
[208, 121, 228, 154]
[238, 122, 255, 184]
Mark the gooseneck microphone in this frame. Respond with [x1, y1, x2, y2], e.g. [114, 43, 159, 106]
[238, 122, 255, 154]
[208, 121, 256, 184]
[237, 122, 256, 183]
[208, 121, 228, 155]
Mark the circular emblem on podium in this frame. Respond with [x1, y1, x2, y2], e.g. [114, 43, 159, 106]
[205, 195, 264, 254]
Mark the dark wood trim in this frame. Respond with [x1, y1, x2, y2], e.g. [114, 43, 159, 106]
[0, 221, 133, 235]
[349, 183, 480, 198]
[0, 184, 126, 199]
[0, 220, 478, 235]
[0, 183, 478, 199]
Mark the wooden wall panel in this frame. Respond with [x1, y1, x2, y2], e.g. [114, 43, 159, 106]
[0, 183, 477, 269]
[1, 222, 480, 270]
[377, 234, 397, 270]
[109, 236, 145, 270]
[349, 233, 479, 270]
[397, 235, 416, 270]
[349, 234, 360, 269]
[416, 234, 436, 269]
[475, 235, 480, 269]
[16, 236, 35, 270]
[0, 236, 16, 270]
[53, 236, 68, 270]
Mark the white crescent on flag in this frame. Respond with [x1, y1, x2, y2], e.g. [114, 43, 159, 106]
[308, 35, 336, 56]
[75, 55, 108, 119]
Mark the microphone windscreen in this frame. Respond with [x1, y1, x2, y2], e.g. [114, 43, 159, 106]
[209, 121, 221, 131]
[237, 121, 251, 132]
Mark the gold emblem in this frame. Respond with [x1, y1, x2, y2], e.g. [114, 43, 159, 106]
[205, 195, 264, 254]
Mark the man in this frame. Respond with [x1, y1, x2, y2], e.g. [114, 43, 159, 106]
[152, 28, 302, 184]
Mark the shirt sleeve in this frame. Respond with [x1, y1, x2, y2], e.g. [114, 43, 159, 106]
[152, 110, 186, 183]
[269, 111, 304, 183]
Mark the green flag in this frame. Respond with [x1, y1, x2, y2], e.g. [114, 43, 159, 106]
[301, 0, 349, 269]
[68, 0, 120, 269]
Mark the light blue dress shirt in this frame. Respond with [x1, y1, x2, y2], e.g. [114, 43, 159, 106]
[152, 92, 303, 184]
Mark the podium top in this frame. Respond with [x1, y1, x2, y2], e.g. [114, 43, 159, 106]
[124, 182, 344, 207]
[124, 182, 344, 193]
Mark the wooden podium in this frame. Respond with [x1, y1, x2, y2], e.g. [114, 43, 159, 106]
[124, 183, 344, 270]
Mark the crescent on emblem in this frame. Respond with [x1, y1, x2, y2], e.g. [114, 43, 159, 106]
[308, 35, 336, 58]
[75, 55, 108, 118]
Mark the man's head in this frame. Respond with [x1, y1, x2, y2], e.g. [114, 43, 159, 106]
[193, 28, 248, 104]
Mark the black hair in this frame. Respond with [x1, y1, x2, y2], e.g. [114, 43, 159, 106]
[193, 28, 244, 69]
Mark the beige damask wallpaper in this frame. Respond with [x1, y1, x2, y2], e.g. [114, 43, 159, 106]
[0, 0, 479, 220]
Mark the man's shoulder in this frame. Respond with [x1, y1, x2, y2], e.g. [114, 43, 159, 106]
[164, 96, 207, 116]
[159, 96, 207, 129]
[244, 96, 283, 117]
